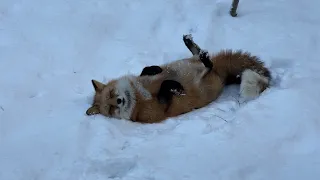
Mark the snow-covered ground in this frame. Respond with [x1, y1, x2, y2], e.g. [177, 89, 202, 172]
[1, 0, 320, 179]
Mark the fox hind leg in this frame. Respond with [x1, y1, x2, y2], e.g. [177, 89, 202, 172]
[199, 50, 213, 70]
[183, 34, 213, 70]
[225, 75, 241, 85]
[140, 33, 202, 76]
[183, 34, 201, 55]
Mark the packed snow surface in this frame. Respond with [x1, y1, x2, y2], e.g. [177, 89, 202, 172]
[1, 0, 320, 179]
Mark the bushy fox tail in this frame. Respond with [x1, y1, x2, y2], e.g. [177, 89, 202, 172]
[239, 69, 270, 99]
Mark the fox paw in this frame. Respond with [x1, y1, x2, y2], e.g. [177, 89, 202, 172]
[183, 34, 193, 41]
[86, 105, 100, 116]
[199, 49, 209, 59]
[170, 88, 186, 96]
[183, 34, 194, 46]
[199, 49, 213, 69]
[157, 80, 185, 104]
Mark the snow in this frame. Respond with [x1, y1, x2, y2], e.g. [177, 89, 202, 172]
[1, 0, 320, 179]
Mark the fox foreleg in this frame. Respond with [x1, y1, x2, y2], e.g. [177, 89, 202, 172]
[157, 80, 185, 105]
[140, 65, 163, 76]
[86, 105, 100, 116]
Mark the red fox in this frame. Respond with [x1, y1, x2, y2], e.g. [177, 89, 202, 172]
[86, 34, 271, 123]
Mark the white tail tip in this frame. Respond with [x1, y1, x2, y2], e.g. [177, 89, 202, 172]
[240, 69, 269, 99]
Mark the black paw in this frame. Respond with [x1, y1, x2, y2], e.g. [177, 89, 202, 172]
[183, 34, 194, 47]
[157, 80, 185, 104]
[199, 50, 213, 69]
[140, 66, 163, 76]
[183, 34, 201, 55]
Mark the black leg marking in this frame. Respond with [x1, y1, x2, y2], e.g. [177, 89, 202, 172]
[225, 75, 241, 85]
[157, 80, 185, 104]
[183, 34, 201, 55]
[140, 65, 163, 76]
[199, 50, 213, 70]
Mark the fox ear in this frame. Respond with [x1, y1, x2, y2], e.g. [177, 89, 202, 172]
[91, 79, 104, 92]
[86, 105, 100, 115]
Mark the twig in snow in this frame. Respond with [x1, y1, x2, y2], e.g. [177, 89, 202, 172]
[230, 0, 240, 17]
[216, 107, 226, 112]
[232, 95, 241, 106]
[214, 114, 228, 123]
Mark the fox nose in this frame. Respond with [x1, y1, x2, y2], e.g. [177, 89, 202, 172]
[117, 97, 125, 105]
[117, 98, 122, 104]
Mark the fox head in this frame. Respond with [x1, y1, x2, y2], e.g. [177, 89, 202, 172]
[86, 76, 136, 120]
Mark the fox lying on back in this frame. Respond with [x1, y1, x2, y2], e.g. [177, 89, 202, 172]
[86, 34, 271, 123]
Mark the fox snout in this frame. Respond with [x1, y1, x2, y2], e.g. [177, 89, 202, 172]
[106, 96, 125, 107]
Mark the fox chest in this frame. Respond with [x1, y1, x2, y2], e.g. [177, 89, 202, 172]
[142, 61, 208, 91]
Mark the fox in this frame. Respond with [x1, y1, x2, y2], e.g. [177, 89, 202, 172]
[86, 34, 271, 123]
